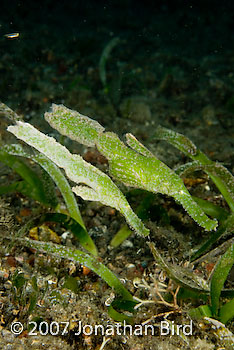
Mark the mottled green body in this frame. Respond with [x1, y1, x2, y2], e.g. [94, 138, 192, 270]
[8, 122, 149, 236]
[14, 104, 217, 232]
[98, 132, 181, 195]
[97, 131, 217, 231]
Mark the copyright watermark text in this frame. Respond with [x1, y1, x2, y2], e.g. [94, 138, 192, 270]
[10, 320, 193, 336]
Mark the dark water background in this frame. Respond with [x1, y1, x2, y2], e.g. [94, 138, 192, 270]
[1, 0, 234, 159]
